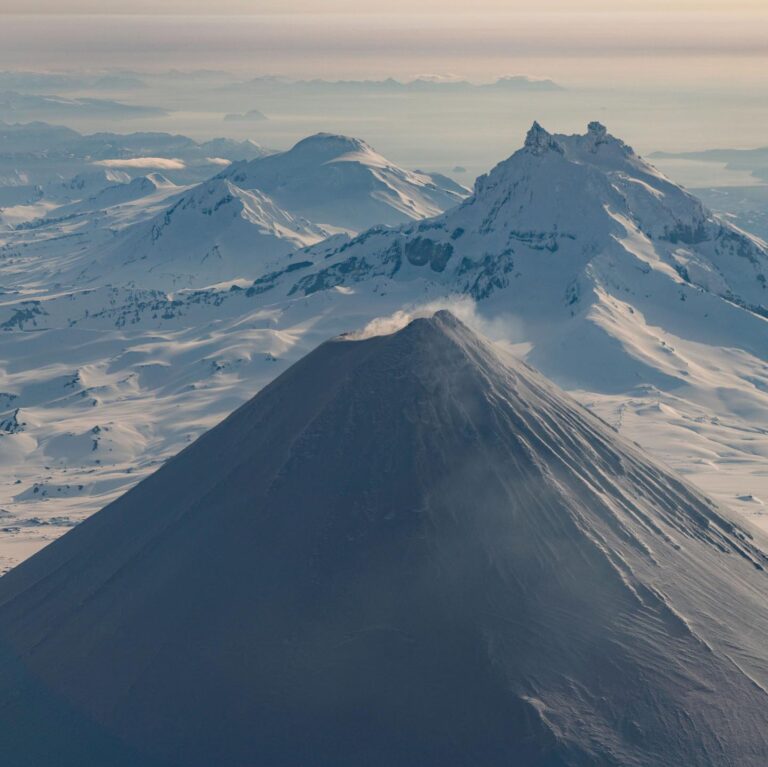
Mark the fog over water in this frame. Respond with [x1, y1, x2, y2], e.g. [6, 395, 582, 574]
[0, 11, 766, 185]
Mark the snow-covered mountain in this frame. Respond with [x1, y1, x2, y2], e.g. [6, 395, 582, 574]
[1, 122, 767, 573]
[1, 312, 767, 766]
[37, 133, 468, 289]
[220, 132, 470, 232]
[264, 122, 766, 312]
[244, 122, 767, 393]
[65, 177, 332, 289]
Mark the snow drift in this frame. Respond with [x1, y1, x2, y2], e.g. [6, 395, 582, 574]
[1, 311, 767, 766]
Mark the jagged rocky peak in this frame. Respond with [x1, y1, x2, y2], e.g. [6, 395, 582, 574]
[523, 120, 564, 156]
[508, 120, 638, 166]
[584, 120, 612, 150]
[587, 120, 608, 138]
[474, 120, 649, 203]
[472, 121, 565, 196]
[574, 120, 637, 159]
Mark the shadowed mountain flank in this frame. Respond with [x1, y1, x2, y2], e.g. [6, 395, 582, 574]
[1, 311, 768, 766]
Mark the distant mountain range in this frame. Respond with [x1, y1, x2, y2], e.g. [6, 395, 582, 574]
[0, 90, 166, 122]
[0, 120, 269, 196]
[234, 74, 565, 94]
[0, 120, 268, 165]
[0, 70, 565, 96]
[0, 70, 148, 92]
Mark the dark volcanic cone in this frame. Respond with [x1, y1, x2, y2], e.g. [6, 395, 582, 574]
[1, 311, 768, 766]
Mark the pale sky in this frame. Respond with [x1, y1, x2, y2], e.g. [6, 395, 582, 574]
[0, 2, 765, 162]
[3, 0, 768, 13]
[0, 3, 765, 89]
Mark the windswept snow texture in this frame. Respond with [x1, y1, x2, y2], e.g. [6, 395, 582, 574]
[220, 132, 470, 232]
[1, 312, 768, 767]
[1, 122, 768, 572]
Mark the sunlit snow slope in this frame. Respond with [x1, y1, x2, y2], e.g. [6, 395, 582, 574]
[219, 132, 470, 232]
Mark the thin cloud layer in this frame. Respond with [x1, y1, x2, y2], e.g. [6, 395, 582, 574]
[94, 157, 187, 170]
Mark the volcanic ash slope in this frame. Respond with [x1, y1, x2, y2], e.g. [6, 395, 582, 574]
[1, 311, 768, 766]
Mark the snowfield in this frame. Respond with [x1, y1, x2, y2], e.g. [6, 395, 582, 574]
[0, 121, 767, 573]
